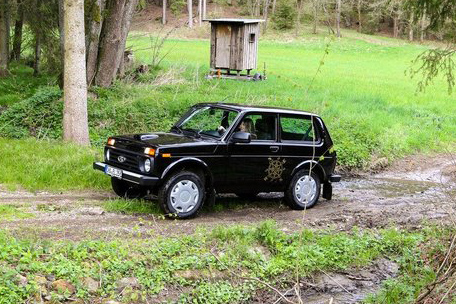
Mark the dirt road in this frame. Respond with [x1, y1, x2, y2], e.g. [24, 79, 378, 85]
[1, 155, 455, 241]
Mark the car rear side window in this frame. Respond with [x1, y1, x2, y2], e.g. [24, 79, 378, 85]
[280, 115, 318, 142]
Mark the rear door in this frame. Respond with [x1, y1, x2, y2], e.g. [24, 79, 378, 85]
[279, 114, 324, 179]
[226, 112, 284, 192]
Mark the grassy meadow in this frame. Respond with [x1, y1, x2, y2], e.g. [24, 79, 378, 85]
[1, 28, 455, 189]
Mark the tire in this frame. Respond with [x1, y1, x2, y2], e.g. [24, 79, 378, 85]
[158, 171, 205, 219]
[111, 178, 148, 199]
[285, 170, 321, 210]
[235, 192, 259, 200]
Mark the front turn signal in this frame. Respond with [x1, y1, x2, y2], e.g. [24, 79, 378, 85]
[144, 147, 155, 156]
[107, 138, 115, 146]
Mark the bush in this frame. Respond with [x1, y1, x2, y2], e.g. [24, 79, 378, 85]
[272, 1, 297, 30]
[0, 87, 63, 139]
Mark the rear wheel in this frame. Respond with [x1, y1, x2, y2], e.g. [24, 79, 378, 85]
[158, 171, 205, 219]
[285, 170, 321, 210]
[111, 178, 148, 199]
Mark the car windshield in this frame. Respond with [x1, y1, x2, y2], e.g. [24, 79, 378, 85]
[178, 106, 239, 138]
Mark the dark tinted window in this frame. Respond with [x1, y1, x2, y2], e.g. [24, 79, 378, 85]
[280, 115, 317, 142]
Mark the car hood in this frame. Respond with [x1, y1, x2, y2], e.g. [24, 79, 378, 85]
[113, 132, 203, 149]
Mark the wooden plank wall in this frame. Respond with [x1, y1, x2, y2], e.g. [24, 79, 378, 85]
[210, 25, 216, 68]
[210, 22, 260, 71]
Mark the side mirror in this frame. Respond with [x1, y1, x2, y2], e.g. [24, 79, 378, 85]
[231, 131, 251, 144]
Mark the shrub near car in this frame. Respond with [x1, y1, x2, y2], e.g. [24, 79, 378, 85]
[93, 103, 341, 218]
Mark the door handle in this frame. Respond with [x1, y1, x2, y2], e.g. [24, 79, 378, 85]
[270, 146, 279, 153]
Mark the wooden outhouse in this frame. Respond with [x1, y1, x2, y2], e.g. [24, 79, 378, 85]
[206, 19, 264, 76]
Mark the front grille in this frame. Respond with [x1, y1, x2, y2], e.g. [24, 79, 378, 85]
[108, 149, 140, 172]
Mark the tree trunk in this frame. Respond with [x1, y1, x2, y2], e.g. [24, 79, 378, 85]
[357, 0, 361, 32]
[58, 0, 65, 88]
[0, 0, 9, 76]
[295, 0, 302, 36]
[187, 0, 192, 28]
[115, 0, 137, 78]
[408, 16, 413, 41]
[336, 0, 341, 38]
[420, 13, 425, 43]
[11, 0, 24, 61]
[162, 0, 166, 25]
[262, 0, 269, 32]
[271, 0, 276, 14]
[86, 0, 106, 86]
[33, 35, 41, 76]
[202, 0, 206, 20]
[63, 0, 89, 146]
[393, 16, 399, 38]
[94, 0, 126, 87]
[198, 0, 202, 26]
[312, 0, 317, 34]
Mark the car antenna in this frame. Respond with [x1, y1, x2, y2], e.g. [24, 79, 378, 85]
[219, 96, 230, 104]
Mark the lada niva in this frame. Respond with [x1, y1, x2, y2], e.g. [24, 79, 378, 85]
[94, 103, 341, 218]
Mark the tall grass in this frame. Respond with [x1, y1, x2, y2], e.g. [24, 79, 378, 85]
[0, 138, 108, 191]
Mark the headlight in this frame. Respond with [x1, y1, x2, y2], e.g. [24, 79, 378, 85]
[105, 149, 110, 161]
[144, 159, 151, 172]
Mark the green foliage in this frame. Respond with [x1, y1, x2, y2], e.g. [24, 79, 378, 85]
[0, 205, 34, 221]
[104, 198, 161, 215]
[0, 138, 108, 191]
[170, 0, 186, 16]
[0, 87, 63, 139]
[0, 64, 53, 107]
[0, 223, 439, 303]
[272, 1, 297, 30]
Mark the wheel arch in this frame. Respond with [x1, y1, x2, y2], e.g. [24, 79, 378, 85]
[160, 158, 214, 189]
[290, 160, 326, 183]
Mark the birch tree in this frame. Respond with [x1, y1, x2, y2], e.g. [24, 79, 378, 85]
[63, 0, 89, 145]
[336, 0, 341, 37]
[187, 0, 193, 28]
[162, 0, 166, 25]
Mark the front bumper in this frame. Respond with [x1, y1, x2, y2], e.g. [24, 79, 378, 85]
[93, 162, 160, 186]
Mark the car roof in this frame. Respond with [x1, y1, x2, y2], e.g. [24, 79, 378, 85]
[195, 103, 319, 117]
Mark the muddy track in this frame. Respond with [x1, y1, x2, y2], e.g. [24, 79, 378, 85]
[1, 155, 455, 241]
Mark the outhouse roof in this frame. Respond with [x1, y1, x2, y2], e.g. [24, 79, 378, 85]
[204, 18, 264, 24]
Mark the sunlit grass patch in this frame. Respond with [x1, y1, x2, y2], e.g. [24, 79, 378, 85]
[0, 204, 34, 221]
[0, 138, 109, 191]
[104, 198, 161, 215]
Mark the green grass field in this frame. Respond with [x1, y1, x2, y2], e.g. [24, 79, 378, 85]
[0, 29, 455, 190]
[125, 31, 456, 168]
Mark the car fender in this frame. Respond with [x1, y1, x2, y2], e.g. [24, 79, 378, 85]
[161, 157, 214, 186]
[290, 160, 327, 182]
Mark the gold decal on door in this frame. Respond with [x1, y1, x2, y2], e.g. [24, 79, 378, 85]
[264, 157, 286, 182]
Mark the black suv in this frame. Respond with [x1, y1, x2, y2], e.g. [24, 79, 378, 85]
[94, 103, 340, 218]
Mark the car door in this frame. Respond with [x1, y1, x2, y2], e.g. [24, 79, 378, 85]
[226, 112, 283, 192]
[279, 114, 324, 180]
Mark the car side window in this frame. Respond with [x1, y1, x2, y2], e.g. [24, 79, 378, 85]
[236, 113, 276, 141]
[280, 115, 317, 142]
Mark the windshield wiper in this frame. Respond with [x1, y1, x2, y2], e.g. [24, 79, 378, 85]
[170, 125, 183, 134]
[183, 128, 201, 138]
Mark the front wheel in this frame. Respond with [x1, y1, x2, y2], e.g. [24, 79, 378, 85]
[111, 178, 148, 199]
[158, 171, 205, 219]
[285, 170, 321, 210]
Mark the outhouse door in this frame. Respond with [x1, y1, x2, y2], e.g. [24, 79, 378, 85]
[215, 24, 231, 68]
